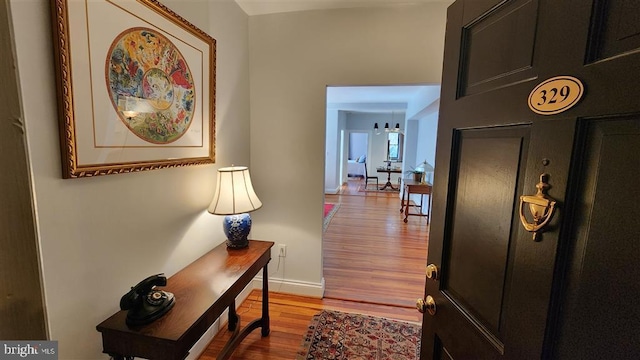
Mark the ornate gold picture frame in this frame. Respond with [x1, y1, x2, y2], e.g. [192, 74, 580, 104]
[51, 0, 215, 178]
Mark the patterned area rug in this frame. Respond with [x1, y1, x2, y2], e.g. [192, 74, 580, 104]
[323, 203, 340, 232]
[296, 310, 421, 360]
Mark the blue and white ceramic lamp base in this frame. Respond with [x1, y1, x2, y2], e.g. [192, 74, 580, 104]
[223, 213, 252, 249]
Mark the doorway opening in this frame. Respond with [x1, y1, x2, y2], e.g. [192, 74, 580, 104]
[345, 131, 369, 179]
[323, 84, 440, 309]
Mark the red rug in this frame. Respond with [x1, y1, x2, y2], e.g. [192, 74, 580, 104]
[323, 203, 340, 232]
[324, 203, 335, 217]
[296, 310, 421, 359]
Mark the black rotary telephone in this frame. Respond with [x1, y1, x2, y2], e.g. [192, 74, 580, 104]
[119, 273, 175, 326]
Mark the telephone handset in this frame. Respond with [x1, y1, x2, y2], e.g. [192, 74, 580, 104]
[120, 273, 175, 326]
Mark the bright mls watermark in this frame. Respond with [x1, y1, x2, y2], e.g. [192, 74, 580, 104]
[0, 341, 57, 359]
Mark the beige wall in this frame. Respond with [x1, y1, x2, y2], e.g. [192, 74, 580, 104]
[9, 0, 249, 358]
[248, 4, 449, 292]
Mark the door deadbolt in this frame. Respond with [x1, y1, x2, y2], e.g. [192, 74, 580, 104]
[426, 264, 439, 280]
[416, 295, 437, 315]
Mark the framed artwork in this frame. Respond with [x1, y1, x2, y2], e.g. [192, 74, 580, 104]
[51, 0, 216, 178]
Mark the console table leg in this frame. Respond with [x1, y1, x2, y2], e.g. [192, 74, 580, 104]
[217, 264, 272, 359]
[228, 300, 238, 331]
[261, 265, 270, 337]
[108, 354, 133, 360]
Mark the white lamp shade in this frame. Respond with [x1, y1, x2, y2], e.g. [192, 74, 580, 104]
[208, 166, 262, 215]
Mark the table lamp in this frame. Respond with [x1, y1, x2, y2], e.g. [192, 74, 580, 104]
[208, 166, 262, 249]
[416, 160, 434, 183]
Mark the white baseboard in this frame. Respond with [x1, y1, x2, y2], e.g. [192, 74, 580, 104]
[324, 186, 341, 194]
[253, 276, 325, 298]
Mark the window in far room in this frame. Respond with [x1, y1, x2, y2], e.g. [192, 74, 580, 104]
[387, 132, 403, 161]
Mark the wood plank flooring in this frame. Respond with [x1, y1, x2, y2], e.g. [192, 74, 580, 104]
[199, 178, 429, 359]
[323, 178, 430, 308]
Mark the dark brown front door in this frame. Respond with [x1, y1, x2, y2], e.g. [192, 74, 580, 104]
[420, 1, 640, 359]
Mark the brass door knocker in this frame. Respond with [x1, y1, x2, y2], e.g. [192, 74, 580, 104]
[519, 173, 557, 241]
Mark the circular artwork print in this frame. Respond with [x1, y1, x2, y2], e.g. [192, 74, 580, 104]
[106, 28, 195, 144]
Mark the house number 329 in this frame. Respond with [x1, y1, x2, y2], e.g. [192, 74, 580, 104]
[528, 76, 584, 115]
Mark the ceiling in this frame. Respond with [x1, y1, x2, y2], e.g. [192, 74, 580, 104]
[234, 0, 452, 16]
[326, 85, 438, 114]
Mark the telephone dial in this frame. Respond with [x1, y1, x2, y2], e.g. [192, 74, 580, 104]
[120, 273, 175, 326]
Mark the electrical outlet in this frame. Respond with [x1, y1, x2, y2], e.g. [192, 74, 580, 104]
[277, 244, 287, 257]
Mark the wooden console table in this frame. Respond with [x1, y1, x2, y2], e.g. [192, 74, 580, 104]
[400, 179, 432, 223]
[97, 240, 274, 360]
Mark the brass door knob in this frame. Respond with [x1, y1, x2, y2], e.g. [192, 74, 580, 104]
[416, 295, 437, 315]
[426, 264, 439, 280]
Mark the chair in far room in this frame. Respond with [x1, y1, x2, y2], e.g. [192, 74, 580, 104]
[364, 162, 379, 190]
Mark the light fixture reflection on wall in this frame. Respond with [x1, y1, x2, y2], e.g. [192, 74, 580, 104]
[208, 166, 262, 249]
[118, 94, 155, 120]
[122, 110, 139, 120]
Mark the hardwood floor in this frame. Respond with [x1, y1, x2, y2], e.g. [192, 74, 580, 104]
[323, 178, 430, 308]
[199, 178, 430, 359]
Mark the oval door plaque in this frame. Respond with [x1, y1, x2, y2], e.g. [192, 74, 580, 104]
[528, 76, 584, 115]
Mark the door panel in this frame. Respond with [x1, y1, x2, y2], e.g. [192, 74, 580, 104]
[588, 0, 640, 62]
[435, 336, 455, 360]
[554, 117, 640, 359]
[444, 127, 529, 341]
[461, 0, 539, 96]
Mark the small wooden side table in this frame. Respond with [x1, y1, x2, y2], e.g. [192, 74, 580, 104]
[377, 167, 403, 190]
[97, 240, 274, 360]
[400, 179, 432, 223]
